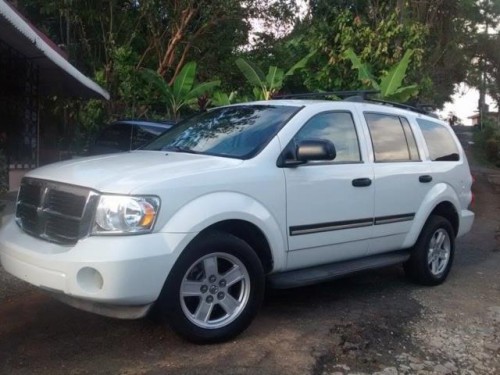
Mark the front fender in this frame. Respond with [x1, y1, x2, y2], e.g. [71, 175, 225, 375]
[158, 192, 287, 272]
[402, 182, 460, 248]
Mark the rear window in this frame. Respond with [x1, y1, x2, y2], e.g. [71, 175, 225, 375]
[416, 119, 460, 161]
[364, 113, 420, 162]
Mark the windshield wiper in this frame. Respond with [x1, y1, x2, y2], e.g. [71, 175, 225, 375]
[163, 146, 200, 154]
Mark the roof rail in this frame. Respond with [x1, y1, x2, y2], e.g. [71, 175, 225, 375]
[273, 90, 438, 117]
[273, 90, 379, 100]
[356, 98, 428, 114]
[359, 98, 438, 117]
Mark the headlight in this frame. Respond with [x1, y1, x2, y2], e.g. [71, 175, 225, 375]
[92, 195, 160, 235]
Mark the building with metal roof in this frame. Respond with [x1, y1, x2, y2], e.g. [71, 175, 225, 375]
[0, 0, 109, 190]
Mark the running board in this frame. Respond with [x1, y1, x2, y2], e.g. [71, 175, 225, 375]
[268, 250, 411, 289]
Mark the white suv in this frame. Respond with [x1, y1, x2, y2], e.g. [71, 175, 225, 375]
[0, 96, 474, 343]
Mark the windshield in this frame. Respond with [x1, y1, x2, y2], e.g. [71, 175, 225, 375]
[143, 105, 300, 159]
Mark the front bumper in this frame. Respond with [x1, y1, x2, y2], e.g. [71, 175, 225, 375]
[0, 217, 196, 317]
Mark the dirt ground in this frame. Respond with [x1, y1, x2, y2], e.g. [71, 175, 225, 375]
[0, 128, 499, 375]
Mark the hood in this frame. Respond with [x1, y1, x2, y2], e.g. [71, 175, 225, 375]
[26, 151, 242, 194]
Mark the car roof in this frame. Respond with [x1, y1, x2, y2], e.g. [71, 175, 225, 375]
[222, 99, 443, 124]
[112, 119, 175, 128]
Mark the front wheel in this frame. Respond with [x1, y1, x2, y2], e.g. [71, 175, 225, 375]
[158, 231, 265, 343]
[404, 215, 455, 286]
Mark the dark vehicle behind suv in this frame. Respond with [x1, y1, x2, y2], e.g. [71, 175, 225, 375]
[88, 120, 175, 155]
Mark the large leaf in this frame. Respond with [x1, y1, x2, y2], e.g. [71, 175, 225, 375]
[285, 50, 316, 76]
[236, 58, 266, 88]
[253, 87, 265, 101]
[387, 85, 419, 102]
[212, 91, 231, 106]
[379, 50, 414, 97]
[173, 62, 196, 99]
[344, 48, 378, 89]
[140, 68, 172, 99]
[266, 66, 285, 91]
[186, 80, 221, 100]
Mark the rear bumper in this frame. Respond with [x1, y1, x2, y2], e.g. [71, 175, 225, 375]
[457, 209, 474, 238]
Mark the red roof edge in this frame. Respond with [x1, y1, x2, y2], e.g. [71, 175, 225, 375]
[5, 0, 69, 60]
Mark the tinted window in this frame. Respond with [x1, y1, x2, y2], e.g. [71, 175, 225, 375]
[400, 117, 420, 161]
[144, 105, 300, 159]
[365, 113, 413, 162]
[294, 112, 361, 163]
[95, 124, 131, 151]
[132, 125, 165, 149]
[416, 119, 460, 161]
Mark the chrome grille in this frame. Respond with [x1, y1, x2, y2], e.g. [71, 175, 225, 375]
[16, 178, 99, 245]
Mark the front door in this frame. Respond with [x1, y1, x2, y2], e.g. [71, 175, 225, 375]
[283, 111, 375, 270]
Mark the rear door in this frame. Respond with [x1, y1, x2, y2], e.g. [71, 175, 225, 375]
[363, 112, 434, 255]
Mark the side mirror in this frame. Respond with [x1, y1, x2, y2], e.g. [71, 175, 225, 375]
[296, 139, 336, 162]
[278, 139, 336, 168]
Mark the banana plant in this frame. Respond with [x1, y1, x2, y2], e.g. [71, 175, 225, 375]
[344, 49, 419, 102]
[236, 52, 314, 100]
[141, 62, 220, 119]
[211, 91, 238, 107]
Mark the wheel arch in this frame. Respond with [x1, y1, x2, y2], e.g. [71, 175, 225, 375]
[159, 192, 287, 272]
[429, 201, 459, 237]
[403, 183, 461, 248]
[193, 220, 274, 274]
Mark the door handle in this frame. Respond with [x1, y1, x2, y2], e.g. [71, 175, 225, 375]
[352, 178, 372, 187]
[419, 175, 433, 183]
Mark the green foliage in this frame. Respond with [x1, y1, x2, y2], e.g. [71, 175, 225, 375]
[236, 54, 312, 100]
[474, 119, 500, 167]
[344, 49, 378, 89]
[345, 49, 419, 102]
[16, 0, 500, 155]
[211, 91, 237, 107]
[142, 62, 220, 119]
[294, 5, 427, 95]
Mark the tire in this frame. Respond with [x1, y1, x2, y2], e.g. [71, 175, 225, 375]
[404, 215, 455, 286]
[157, 231, 265, 343]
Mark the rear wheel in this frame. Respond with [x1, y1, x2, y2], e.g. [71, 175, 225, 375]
[158, 231, 265, 343]
[404, 215, 455, 286]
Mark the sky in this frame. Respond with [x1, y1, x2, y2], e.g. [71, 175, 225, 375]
[439, 84, 498, 126]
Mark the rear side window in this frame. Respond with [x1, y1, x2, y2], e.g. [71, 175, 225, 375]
[365, 113, 420, 162]
[416, 119, 460, 161]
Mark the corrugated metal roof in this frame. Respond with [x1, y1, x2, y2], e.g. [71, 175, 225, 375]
[0, 0, 109, 100]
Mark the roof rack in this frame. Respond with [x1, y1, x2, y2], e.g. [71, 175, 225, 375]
[356, 97, 428, 115]
[274, 90, 437, 117]
[273, 90, 379, 100]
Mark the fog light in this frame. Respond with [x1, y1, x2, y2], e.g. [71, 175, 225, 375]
[77, 267, 104, 293]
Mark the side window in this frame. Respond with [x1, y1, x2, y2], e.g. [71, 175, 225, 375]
[400, 117, 420, 161]
[416, 119, 460, 161]
[365, 113, 417, 162]
[294, 112, 361, 163]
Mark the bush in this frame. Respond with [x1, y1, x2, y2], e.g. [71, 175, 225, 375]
[485, 138, 500, 163]
[473, 119, 500, 167]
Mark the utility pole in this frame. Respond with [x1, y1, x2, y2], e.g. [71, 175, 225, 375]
[478, 0, 492, 131]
